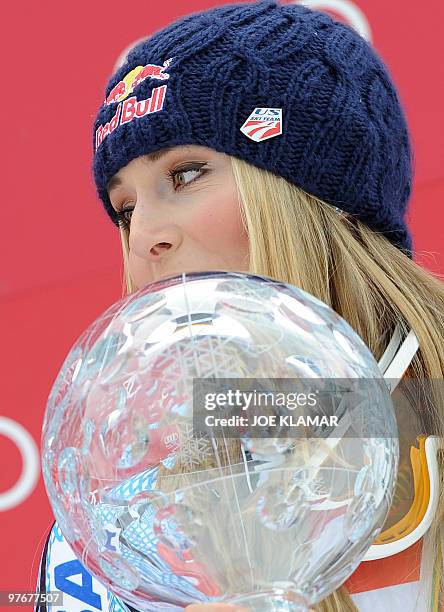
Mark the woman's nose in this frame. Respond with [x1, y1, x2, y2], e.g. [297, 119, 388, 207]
[149, 241, 173, 257]
[128, 205, 182, 262]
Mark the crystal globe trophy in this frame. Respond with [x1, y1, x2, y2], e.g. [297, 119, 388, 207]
[42, 271, 398, 611]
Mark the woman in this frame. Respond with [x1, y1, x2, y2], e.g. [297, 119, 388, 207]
[37, 1, 444, 610]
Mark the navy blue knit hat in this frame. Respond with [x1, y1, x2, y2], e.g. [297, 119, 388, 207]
[93, 0, 413, 253]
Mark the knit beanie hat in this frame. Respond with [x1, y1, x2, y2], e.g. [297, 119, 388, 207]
[92, 0, 413, 253]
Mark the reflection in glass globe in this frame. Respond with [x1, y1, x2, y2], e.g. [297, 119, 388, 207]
[42, 271, 398, 611]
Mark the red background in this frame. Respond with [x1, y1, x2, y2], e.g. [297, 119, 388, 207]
[1, 0, 443, 599]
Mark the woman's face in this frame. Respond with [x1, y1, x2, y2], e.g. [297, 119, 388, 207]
[107, 145, 250, 290]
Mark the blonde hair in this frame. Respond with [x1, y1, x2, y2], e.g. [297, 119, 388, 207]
[118, 156, 444, 611]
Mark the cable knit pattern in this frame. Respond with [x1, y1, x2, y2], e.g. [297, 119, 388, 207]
[92, 0, 413, 253]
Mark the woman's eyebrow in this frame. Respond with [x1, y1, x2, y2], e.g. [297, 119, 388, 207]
[106, 147, 176, 195]
[142, 147, 175, 164]
[106, 175, 123, 195]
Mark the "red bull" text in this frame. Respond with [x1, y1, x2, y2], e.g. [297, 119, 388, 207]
[96, 85, 167, 151]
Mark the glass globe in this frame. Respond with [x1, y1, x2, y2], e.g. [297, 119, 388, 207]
[42, 271, 398, 611]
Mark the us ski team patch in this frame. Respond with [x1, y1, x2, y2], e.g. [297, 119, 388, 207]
[240, 108, 282, 142]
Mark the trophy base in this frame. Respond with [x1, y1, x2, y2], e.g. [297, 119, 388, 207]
[225, 589, 309, 611]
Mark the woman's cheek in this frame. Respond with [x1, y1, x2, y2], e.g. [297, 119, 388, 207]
[190, 190, 247, 249]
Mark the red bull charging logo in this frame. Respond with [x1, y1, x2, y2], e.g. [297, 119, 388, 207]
[104, 58, 173, 106]
[95, 58, 173, 151]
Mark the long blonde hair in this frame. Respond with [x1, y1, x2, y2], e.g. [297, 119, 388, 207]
[118, 156, 444, 611]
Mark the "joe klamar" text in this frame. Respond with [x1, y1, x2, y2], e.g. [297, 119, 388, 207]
[204, 414, 339, 427]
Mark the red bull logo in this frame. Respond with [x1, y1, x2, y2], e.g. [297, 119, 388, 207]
[95, 85, 168, 150]
[105, 58, 173, 106]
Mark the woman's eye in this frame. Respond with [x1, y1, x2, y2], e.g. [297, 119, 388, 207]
[114, 162, 208, 229]
[116, 205, 134, 228]
[169, 163, 208, 189]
